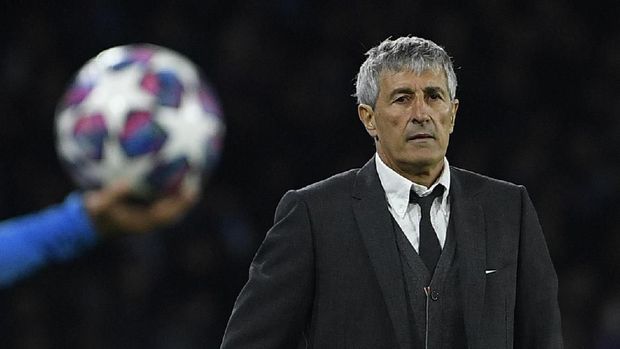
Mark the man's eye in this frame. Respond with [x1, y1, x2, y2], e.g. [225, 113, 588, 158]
[428, 93, 442, 100]
[394, 96, 409, 103]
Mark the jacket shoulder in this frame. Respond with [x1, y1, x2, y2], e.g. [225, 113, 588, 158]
[272, 168, 360, 222]
[295, 168, 359, 199]
[451, 166, 525, 196]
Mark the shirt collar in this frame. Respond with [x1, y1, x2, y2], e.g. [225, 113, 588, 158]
[375, 153, 451, 218]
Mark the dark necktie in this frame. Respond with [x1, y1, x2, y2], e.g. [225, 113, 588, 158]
[410, 185, 444, 274]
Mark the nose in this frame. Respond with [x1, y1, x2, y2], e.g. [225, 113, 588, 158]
[410, 97, 431, 123]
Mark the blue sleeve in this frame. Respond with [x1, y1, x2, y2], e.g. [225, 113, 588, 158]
[0, 193, 99, 288]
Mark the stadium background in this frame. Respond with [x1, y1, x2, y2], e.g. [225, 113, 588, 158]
[0, 1, 618, 348]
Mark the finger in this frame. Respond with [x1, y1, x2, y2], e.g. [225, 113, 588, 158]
[104, 204, 157, 233]
[86, 181, 132, 213]
[107, 189, 198, 233]
[148, 190, 198, 226]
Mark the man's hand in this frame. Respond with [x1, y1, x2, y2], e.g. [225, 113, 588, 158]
[84, 183, 198, 238]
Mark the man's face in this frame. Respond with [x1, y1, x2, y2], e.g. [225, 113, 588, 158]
[358, 69, 459, 181]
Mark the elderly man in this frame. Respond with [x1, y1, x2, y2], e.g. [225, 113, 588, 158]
[221, 36, 562, 348]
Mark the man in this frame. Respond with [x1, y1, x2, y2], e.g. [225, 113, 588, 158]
[0, 182, 196, 287]
[221, 36, 562, 348]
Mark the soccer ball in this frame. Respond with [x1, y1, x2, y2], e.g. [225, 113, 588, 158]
[55, 44, 225, 200]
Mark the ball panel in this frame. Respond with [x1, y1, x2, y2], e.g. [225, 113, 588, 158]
[73, 113, 108, 160]
[199, 83, 223, 116]
[61, 84, 94, 109]
[140, 70, 184, 108]
[146, 157, 191, 195]
[110, 47, 155, 71]
[119, 111, 167, 157]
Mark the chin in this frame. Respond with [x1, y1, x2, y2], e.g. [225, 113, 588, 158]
[400, 154, 443, 171]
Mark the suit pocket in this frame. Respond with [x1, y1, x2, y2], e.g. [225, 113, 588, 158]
[481, 264, 514, 348]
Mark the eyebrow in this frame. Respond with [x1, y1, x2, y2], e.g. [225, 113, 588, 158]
[388, 87, 415, 100]
[388, 86, 447, 100]
[423, 86, 446, 96]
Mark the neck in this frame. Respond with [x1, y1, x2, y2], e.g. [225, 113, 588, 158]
[404, 165, 443, 187]
[378, 154, 444, 188]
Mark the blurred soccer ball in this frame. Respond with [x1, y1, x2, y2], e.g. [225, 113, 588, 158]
[55, 44, 225, 200]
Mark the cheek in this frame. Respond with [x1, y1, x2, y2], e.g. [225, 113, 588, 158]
[437, 112, 453, 128]
[435, 114, 454, 139]
[384, 113, 403, 126]
[378, 113, 406, 133]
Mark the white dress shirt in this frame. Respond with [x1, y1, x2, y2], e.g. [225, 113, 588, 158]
[375, 153, 451, 252]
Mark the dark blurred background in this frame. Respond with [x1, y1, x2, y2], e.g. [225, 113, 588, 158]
[0, 0, 618, 348]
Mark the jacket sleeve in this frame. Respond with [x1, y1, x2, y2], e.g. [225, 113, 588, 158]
[220, 190, 315, 349]
[0, 193, 99, 288]
[514, 187, 563, 348]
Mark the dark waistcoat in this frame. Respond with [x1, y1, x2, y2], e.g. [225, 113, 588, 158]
[392, 215, 467, 349]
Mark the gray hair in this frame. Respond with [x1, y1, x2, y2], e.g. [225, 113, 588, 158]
[354, 36, 457, 107]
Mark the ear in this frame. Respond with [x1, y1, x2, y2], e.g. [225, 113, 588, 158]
[449, 99, 459, 134]
[358, 104, 377, 139]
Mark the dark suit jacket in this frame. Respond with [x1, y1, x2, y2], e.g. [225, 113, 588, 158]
[221, 158, 563, 348]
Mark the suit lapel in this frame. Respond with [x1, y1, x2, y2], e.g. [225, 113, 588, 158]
[352, 158, 411, 349]
[450, 168, 486, 347]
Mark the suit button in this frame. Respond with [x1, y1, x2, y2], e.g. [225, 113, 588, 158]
[431, 290, 439, 301]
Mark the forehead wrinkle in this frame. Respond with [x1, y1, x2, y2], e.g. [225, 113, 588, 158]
[382, 68, 450, 96]
[383, 83, 446, 99]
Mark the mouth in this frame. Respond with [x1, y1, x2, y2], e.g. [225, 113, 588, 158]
[407, 133, 435, 141]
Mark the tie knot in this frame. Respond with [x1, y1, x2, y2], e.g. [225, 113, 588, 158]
[409, 185, 445, 210]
